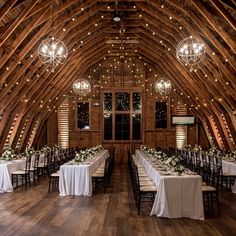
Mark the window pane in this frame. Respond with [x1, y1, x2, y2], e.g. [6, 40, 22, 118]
[77, 102, 89, 129]
[156, 102, 167, 128]
[132, 114, 141, 140]
[104, 92, 112, 111]
[104, 114, 112, 140]
[133, 92, 141, 111]
[115, 92, 130, 111]
[115, 114, 130, 140]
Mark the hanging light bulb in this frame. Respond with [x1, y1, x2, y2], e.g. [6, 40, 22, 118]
[38, 37, 68, 72]
[155, 78, 172, 95]
[73, 79, 91, 96]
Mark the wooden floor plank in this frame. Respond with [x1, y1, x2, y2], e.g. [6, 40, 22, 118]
[0, 162, 236, 236]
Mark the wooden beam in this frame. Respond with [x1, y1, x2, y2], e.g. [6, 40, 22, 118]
[0, 0, 40, 47]
[192, 0, 236, 54]
[0, 0, 18, 24]
[211, 0, 236, 31]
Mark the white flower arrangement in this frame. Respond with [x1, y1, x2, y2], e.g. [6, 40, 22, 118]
[2, 145, 15, 161]
[74, 145, 103, 163]
[75, 150, 88, 163]
[222, 150, 236, 161]
[40, 146, 51, 153]
[192, 144, 202, 153]
[183, 144, 192, 150]
[140, 145, 148, 151]
[141, 145, 168, 162]
[165, 156, 184, 174]
[53, 144, 62, 150]
[25, 146, 35, 156]
[207, 145, 220, 157]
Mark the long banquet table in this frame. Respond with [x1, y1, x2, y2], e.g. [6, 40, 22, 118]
[222, 160, 236, 193]
[136, 150, 204, 220]
[0, 159, 26, 193]
[59, 150, 109, 196]
[0, 154, 45, 193]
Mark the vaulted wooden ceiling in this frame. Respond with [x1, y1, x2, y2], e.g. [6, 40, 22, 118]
[0, 0, 235, 151]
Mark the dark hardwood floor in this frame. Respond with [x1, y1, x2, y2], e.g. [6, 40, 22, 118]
[0, 162, 236, 236]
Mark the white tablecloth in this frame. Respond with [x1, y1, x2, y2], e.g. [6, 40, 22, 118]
[135, 150, 204, 220]
[222, 160, 236, 193]
[59, 150, 109, 196]
[0, 160, 26, 193]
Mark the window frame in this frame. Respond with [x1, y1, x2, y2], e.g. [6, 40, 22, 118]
[103, 90, 142, 142]
[76, 100, 91, 130]
[155, 99, 170, 130]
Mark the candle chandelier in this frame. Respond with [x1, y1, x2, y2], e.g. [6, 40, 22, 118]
[38, 1, 68, 72]
[176, 1, 206, 68]
[176, 36, 206, 67]
[155, 78, 172, 95]
[38, 37, 68, 72]
[73, 79, 91, 96]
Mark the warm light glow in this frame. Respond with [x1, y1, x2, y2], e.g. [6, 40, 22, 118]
[155, 78, 172, 95]
[73, 79, 91, 95]
[38, 37, 68, 72]
[176, 36, 206, 66]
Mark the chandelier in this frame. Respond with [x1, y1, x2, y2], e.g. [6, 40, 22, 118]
[73, 79, 91, 96]
[155, 78, 172, 95]
[38, 37, 68, 72]
[176, 36, 206, 67]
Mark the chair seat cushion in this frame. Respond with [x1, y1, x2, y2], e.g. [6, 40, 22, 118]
[12, 170, 25, 175]
[140, 185, 157, 192]
[92, 172, 104, 177]
[140, 180, 154, 186]
[202, 185, 216, 192]
[139, 177, 151, 181]
[222, 173, 236, 177]
[51, 172, 60, 177]
[138, 174, 148, 178]
[38, 163, 45, 168]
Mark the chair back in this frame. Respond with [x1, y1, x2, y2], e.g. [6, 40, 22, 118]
[134, 165, 141, 195]
[33, 152, 40, 170]
[25, 155, 32, 173]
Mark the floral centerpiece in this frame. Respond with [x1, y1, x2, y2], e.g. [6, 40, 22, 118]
[165, 156, 184, 175]
[183, 144, 192, 151]
[1, 145, 15, 161]
[152, 150, 168, 162]
[222, 150, 236, 161]
[207, 145, 221, 157]
[94, 145, 103, 151]
[25, 146, 35, 156]
[40, 146, 51, 154]
[75, 150, 88, 163]
[74, 145, 103, 163]
[192, 144, 202, 153]
[53, 144, 62, 150]
[141, 145, 168, 162]
[140, 145, 148, 152]
[140, 145, 156, 155]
